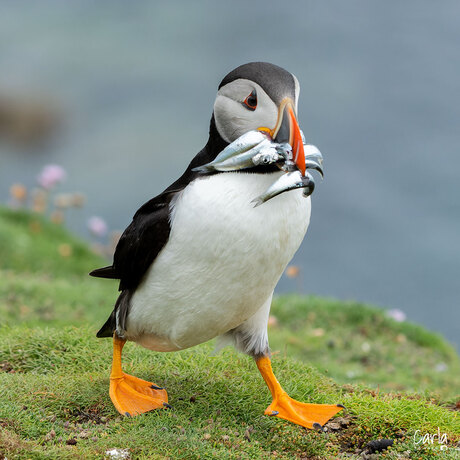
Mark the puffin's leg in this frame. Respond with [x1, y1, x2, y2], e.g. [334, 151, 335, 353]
[256, 356, 342, 429]
[223, 295, 342, 429]
[109, 334, 168, 417]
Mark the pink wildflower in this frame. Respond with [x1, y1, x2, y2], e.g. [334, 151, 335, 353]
[387, 308, 406, 323]
[37, 164, 67, 190]
[87, 216, 108, 237]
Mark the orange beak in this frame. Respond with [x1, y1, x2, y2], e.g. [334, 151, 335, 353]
[269, 98, 306, 175]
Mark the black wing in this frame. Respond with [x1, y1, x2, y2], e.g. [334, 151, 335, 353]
[91, 191, 175, 337]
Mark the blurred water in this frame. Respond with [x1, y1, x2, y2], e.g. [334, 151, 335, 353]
[1, 1, 459, 347]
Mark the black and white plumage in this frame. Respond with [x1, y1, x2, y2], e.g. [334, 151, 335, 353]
[91, 62, 311, 358]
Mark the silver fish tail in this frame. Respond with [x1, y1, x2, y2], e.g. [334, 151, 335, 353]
[251, 170, 315, 207]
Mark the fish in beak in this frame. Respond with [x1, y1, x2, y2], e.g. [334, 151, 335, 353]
[271, 98, 306, 175]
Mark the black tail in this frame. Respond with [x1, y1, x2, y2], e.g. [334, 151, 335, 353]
[89, 265, 119, 279]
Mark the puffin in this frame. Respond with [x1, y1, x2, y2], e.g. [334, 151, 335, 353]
[90, 62, 343, 430]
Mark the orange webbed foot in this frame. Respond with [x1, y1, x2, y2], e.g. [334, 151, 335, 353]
[256, 356, 343, 430]
[109, 335, 169, 417]
[110, 372, 169, 417]
[265, 392, 343, 429]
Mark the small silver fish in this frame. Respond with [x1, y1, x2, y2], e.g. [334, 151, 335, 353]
[194, 135, 291, 173]
[252, 142, 290, 166]
[303, 144, 324, 177]
[304, 160, 324, 177]
[215, 130, 268, 162]
[193, 131, 269, 172]
[304, 144, 323, 165]
[194, 140, 269, 172]
[251, 170, 315, 207]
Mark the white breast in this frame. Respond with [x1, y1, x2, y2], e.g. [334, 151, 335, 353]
[125, 171, 311, 352]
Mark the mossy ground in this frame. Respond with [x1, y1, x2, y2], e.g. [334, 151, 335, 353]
[0, 207, 458, 459]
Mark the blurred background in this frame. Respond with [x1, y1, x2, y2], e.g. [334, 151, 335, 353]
[1, 1, 459, 347]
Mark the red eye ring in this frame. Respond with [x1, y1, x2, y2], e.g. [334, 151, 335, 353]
[242, 90, 257, 111]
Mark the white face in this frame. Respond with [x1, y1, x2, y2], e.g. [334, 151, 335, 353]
[213, 79, 279, 143]
[214, 76, 301, 143]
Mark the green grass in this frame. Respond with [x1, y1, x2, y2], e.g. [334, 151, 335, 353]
[269, 296, 460, 401]
[0, 206, 459, 459]
[0, 207, 103, 277]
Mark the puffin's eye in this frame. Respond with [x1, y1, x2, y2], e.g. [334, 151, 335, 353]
[242, 90, 257, 111]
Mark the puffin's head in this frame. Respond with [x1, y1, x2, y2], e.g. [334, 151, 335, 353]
[214, 62, 305, 174]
